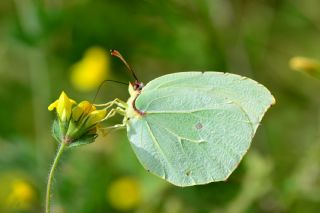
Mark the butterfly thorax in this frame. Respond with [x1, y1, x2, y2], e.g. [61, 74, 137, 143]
[126, 81, 145, 119]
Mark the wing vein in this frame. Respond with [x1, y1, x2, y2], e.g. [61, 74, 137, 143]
[145, 121, 174, 180]
[150, 118, 227, 181]
[140, 86, 257, 135]
[140, 121, 166, 179]
[150, 121, 204, 184]
[151, 73, 200, 90]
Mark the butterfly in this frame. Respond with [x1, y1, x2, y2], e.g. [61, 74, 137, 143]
[104, 50, 275, 186]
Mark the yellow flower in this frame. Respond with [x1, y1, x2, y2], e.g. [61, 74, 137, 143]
[48, 92, 107, 146]
[48, 91, 76, 122]
[107, 177, 141, 211]
[70, 47, 109, 91]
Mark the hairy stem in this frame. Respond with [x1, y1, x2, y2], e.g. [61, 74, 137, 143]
[45, 142, 67, 213]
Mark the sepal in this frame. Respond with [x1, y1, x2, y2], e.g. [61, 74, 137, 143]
[52, 120, 63, 144]
[68, 134, 98, 148]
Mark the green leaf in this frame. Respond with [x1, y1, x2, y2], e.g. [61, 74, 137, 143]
[52, 119, 62, 143]
[68, 134, 97, 148]
[126, 72, 275, 186]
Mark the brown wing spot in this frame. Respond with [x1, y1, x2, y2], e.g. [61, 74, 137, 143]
[195, 123, 203, 129]
[132, 92, 146, 116]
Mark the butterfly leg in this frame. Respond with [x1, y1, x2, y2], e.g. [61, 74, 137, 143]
[94, 98, 127, 109]
[98, 123, 126, 136]
[99, 107, 126, 134]
[100, 123, 126, 131]
[101, 107, 126, 122]
[96, 101, 128, 134]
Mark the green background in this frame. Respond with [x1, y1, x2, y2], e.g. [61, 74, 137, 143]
[1, 0, 320, 212]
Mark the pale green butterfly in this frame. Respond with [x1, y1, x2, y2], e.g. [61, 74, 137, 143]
[105, 50, 275, 187]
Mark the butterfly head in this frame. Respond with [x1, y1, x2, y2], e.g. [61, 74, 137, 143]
[129, 80, 144, 96]
[132, 81, 144, 91]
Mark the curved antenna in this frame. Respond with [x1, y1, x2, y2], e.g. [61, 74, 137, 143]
[110, 50, 139, 81]
[92, 79, 128, 103]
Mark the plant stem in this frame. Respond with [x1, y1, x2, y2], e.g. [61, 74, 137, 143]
[45, 142, 67, 213]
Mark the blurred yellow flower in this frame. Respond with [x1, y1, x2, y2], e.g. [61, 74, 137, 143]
[107, 177, 142, 211]
[0, 177, 36, 211]
[70, 47, 109, 91]
[289, 56, 320, 79]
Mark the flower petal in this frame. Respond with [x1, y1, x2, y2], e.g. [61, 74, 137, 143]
[52, 91, 76, 122]
[84, 109, 107, 128]
[72, 101, 96, 121]
[48, 100, 59, 111]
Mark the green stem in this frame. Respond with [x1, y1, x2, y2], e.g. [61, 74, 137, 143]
[45, 142, 67, 213]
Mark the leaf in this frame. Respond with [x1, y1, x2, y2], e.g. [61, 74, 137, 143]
[52, 119, 62, 143]
[126, 72, 275, 186]
[68, 134, 97, 148]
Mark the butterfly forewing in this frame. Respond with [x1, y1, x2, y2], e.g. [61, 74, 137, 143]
[126, 71, 274, 186]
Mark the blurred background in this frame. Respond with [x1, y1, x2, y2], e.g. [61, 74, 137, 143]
[1, 0, 320, 212]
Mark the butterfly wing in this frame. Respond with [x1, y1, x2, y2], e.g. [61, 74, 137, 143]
[126, 72, 275, 186]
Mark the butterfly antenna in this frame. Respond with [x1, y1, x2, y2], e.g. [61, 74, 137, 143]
[92, 79, 127, 103]
[110, 50, 139, 82]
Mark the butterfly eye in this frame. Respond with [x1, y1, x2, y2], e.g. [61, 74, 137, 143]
[133, 82, 144, 91]
[138, 83, 144, 90]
